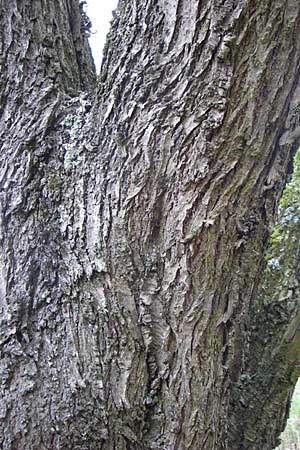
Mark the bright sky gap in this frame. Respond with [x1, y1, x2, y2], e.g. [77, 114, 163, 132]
[86, 0, 119, 73]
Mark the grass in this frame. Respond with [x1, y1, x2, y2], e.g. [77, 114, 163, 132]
[275, 380, 300, 450]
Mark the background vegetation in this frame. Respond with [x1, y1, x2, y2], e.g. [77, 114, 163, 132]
[269, 152, 300, 450]
[275, 380, 300, 450]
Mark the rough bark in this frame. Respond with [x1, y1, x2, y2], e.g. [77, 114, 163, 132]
[231, 157, 300, 449]
[1, 0, 300, 449]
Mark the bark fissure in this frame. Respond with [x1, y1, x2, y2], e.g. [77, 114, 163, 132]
[1, 0, 300, 449]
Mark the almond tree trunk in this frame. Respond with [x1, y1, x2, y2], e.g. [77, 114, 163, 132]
[1, 1, 300, 449]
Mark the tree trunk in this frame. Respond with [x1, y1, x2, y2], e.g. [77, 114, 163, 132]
[1, 0, 300, 449]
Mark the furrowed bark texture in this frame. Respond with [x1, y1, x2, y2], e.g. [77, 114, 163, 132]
[1, 0, 300, 449]
[231, 166, 300, 449]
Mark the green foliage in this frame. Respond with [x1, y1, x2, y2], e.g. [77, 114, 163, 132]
[269, 151, 300, 450]
[261, 151, 300, 310]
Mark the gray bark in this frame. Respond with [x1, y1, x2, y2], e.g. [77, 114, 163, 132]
[1, 0, 300, 449]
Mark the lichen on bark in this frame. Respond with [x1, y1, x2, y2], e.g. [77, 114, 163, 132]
[1, 1, 300, 449]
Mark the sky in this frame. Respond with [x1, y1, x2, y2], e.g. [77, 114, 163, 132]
[86, 0, 119, 73]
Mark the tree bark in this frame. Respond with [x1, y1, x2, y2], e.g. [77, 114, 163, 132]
[1, 0, 300, 449]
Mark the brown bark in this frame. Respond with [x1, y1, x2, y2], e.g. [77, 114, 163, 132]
[1, 0, 300, 449]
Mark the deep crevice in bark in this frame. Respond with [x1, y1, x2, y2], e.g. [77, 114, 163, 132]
[1, 0, 300, 449]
